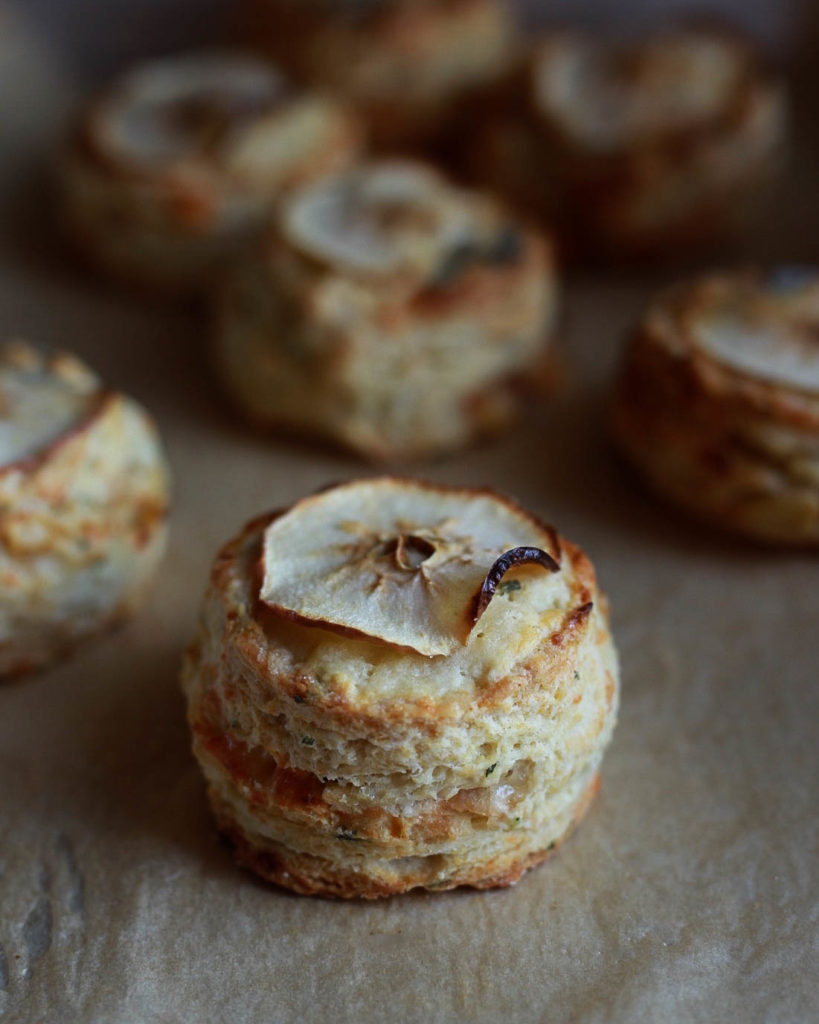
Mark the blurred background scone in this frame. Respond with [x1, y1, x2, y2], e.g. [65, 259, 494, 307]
[214, 159, 559, 461]
[60, 52, 363, 295]
[245, 0, 516, 151]
[181, 478, 619, 898]
[0, 341, 170, 676]
[470, 26, 787, 260]
[612, 269, 819, 544]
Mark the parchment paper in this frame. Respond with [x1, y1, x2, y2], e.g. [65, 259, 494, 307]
[0, 7, 817, 1023]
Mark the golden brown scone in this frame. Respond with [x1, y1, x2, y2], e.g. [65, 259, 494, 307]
[0, 342, 170, 676]
[246, 0, 516, 151]
[612, 268, 819, 544]
[469, 26, 786, 260]
[181, 478, 619, 899]
[60, 52, 363, 296]
[214, 159, 559, 462]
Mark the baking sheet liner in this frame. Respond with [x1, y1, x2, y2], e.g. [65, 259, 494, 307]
[0, 9, 816, 1022]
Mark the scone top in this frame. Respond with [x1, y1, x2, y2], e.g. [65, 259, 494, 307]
[681, 269, 819, 396]
[278, 160, 530, 292]
[260, 478, 563, 657]
[532, 27, 763, 152]
[0, 341, 103, 469]
[82, 53, 349, 187]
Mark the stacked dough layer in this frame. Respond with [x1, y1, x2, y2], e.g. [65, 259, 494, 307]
[215, 160, 558, 461]
[0, 342, 170, 675]
[182, 479, 619, 898]
[61, 53, 361, 294]
[613, 270, 819, 543]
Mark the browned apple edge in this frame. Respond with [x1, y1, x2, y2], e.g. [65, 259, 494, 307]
[471, 546, 561, 626]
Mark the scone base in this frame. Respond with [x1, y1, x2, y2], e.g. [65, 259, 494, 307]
[211, 773, 600, 900]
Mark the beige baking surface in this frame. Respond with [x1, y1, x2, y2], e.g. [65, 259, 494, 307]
[0, 9, 817, 1023]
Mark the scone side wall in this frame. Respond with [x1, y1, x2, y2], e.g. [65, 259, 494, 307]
[181, 502, 619, 897]
[612, 280, 819, 544]
[0, 387, 170, 676]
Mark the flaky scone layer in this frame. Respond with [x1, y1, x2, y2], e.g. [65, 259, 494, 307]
[182, 503, 619, 898]
[612, 272, 819, 543]
[0, 343, 170, 675]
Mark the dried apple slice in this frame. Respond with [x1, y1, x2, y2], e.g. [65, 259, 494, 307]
[280, 161, 475, 280]
[689, 270, 819, 394]
[0, 342, 101, 465]
[534, 30, 749, 151]
[90, 54, 286, 169]
[260, 478, 561, 657]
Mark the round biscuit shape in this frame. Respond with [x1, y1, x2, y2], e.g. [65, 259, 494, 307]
[181, 479, 619, 898]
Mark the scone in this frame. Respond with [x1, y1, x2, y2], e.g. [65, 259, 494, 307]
[470, 26, 786, 259]
[181, 478, 619, 898]
[214, 159, 559, 461]
[246, 0, 515, 150]
[0, 341, 170, 676]
[60, 53, 362, 295]
[612, 268, 819, 544]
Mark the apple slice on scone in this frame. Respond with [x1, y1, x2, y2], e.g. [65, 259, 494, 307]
[260, 478, 561, 657]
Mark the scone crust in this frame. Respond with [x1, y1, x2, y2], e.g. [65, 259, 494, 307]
[0, 343, 170, 675]
[612, 271, 819, 543]
[182, 485, 619, 898]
